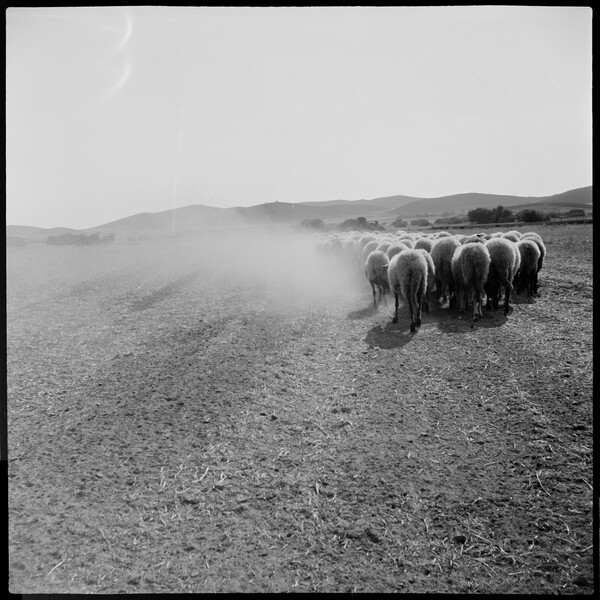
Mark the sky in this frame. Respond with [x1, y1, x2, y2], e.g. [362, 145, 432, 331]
[6, 6, 593, 230]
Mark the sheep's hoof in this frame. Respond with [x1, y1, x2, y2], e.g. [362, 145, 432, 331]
[392, 316, 398, 324]
[410, 323, 416, 332]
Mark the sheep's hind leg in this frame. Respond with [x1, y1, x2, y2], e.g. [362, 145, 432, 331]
[392, 292, 399, 324]
[503, 283, 511, 315]
[408, 295, 417, 332]
[472, 289, 481, 321]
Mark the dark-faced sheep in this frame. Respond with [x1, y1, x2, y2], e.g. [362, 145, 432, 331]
[451, 242, 491, 321]
[364, 250, 390, 309]
[387, 249, 428, 332]
[484, 237, 520, 315]
[430, 235, 461, 307]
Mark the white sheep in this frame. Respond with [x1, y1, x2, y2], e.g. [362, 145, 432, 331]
[416, 248, 436, 314]
[364, 250, 390, 309]
[361, 240, 380, 262]
[451, 242, 491, 321]
[414, 237, 434, 253]
[430, 235, 461, 307]
[520, 232, 546, 294]
[502, 230, 522, 242]
[396, 236, 416, 249]
[387, 249, 428, 332]
[483, 237, 520, 315]
[386, 242, 411, 260]
[460, 233, 486, 245]
[375, 240, 394, 255]
[514, 239, 541, 298]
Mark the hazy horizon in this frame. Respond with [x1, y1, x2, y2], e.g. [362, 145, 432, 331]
[6, 6, 593, 229]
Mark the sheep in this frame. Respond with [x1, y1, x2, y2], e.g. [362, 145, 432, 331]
[414, 237, 434, 253]
[416, 248, 436, 314]
[503, 230, 523, 241]
[375, 240, 394, 255]
[483, 237, 520, 315]
[387, 249, 428, 332]
[451, 242, 491, 321]
[386, 242, 410, 260]
[430, 235, 461, 307]
[361, 240, 380, 262]
[520, 232, 546, 294]
[460, 233, 486, 245]
[364, 250, 390, 309]
[396, 236, 416, 249]
[514, 239, 541, 298]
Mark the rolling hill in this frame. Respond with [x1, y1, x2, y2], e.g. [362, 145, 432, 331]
[6, 186, 592, 239]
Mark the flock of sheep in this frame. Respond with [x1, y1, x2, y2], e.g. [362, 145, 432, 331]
[315, 228, 547, 332]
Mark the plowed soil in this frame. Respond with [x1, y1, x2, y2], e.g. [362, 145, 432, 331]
[6, 224, 594, 594]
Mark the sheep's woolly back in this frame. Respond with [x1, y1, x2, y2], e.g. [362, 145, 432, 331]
[516, 239, 541, 276]
[362, 240, 380, 261]
[521, 232, 546, 269]
[414, 237, 434, 252]
[376, 240, 393, 254]
[502, 232, 521, 243]
[386, 243, 410, 260]
[416, 248, 436, 293]
[484, 237, 520, 286]
[461, 234, 486, 245]
[387, 249, 428, 299]
[431, 236, 461, 287]
[396, 236, 416, 249]
[364, 250, 390, 284]
[451, 243, 491, 290]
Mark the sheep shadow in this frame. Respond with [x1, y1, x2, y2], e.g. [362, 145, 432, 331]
[347, 305, 381, 320]
[365, 320, 418, 349]
[431, 301, 510, 334]
[364, 299, 511, 346]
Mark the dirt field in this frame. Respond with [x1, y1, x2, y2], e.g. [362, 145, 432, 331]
[6, 223, 594, 594]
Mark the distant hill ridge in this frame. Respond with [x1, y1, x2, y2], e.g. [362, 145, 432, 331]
[7, 186, 592, 235]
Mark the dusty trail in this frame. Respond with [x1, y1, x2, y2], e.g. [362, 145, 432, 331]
[7, 229, 593, 593]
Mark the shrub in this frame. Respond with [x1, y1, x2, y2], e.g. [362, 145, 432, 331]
[339, 216, 385, 232]
[468, 206, 515, 224]
[47, 232, 115, 246]
[391, 217, 408, 228]
[467, 208, 495, 224]
[516, 209, 551, 223]
[434, 215, 465, 225]
[300, 218, 325, 230]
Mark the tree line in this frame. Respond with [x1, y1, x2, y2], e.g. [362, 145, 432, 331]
[47, 232, 115, 245]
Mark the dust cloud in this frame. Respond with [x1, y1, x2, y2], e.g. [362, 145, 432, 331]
[6, 225, 371, 320]
[145, 225, 367, 312]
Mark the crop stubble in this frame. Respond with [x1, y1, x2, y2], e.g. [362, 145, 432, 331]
[7, 225, 593, 593]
